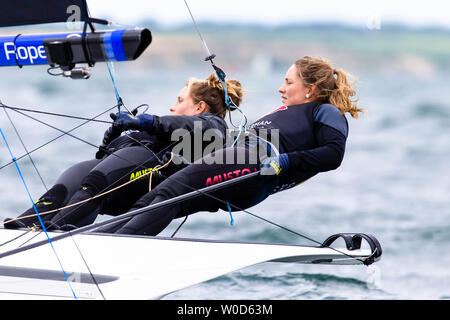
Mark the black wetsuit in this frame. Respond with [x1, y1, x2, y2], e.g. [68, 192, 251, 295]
[103, 102, 349, 235]
[7, 113, 227, 229]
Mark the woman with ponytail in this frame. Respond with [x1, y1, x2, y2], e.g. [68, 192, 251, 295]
[100, 56, 362, 236]
[4, 73, 243, 230]
[294, 56, 361, 118]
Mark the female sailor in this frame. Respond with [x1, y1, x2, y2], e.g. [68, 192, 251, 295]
[4, 73, 244, 229]
[102, 56, 363, 236]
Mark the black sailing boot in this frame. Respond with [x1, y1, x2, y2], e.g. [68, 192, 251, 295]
[3, 184, 67, 229]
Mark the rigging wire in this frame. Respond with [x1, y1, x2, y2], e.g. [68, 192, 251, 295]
[106, 61, 124, 111]
[3, 103, 151, 167]
[0, 104, 118, 171]
[183, 0, 214, 59]
[69, 234, 106, 300]
[9, 108, 105, 150]
[16, 230, 41, 248]
[0, 127, 77, 299]
[171, 216, 188, 238]
[1, 105, 48, 191]
[183, 0, 248, 146]
[0, 104, 113, 124]
[0, 228, 32, 248]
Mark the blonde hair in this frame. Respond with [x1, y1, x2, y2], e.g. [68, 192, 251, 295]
[295, 56, 363, 119]
[186, 73, 244, 118]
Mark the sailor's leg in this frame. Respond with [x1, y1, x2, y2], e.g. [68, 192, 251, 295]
[113, 147, 276, 236]
[98, 150, 170, 216]
[3, 159, 100, 229]
[49, 146, 161, 228]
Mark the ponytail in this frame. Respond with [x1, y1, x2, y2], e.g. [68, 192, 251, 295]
[329, 68, 362, 119]
[295, 56, 363, 119]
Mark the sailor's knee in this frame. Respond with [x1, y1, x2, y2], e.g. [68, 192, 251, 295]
[81, 170, 108, 194]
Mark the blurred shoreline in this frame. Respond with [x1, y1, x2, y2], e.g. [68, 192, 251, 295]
[1, 21, 449, 77]
[143, 22, 450, 78]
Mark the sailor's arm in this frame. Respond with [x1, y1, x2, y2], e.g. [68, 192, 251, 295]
[286, 124, 347, 172]
[109, 112, 227, 138]
[287, 104, 348, 173]
[151, 114, 227, 138]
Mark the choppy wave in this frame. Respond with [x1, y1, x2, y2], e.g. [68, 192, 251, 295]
[164, 267, 392, 300]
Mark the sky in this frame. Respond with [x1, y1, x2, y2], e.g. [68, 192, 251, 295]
[87, 0, 450, 29]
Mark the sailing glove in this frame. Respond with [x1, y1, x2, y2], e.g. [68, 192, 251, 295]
[103, 121, 123, 145]
[95, 115, 125, 159]
[260, 154, 289, 176]
[112, 111, 154, 132]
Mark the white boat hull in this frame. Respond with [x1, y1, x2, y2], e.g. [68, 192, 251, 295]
[0, 228, 377, 299]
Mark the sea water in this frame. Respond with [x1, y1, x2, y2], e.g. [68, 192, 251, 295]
[0, 28, 449, 300]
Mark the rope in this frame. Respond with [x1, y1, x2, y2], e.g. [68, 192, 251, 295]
[170, 215, 188, 238]
[106, 61, 123, 111]
[183, 0, 213, 59]
[226, 201, 234, 226]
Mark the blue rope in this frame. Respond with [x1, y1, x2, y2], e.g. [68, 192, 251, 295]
[214, 69, 246, 147]
[106, 61, 122, 112]
[0, 127, 77, 299]
[215, 70, 233, 109]
[226, 201, 234, 226]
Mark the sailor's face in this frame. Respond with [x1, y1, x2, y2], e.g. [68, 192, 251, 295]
[278, 64, 311, 106]
[170, 86, 197, 116]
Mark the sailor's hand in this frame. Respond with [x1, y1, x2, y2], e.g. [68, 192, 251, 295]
[111, 111, 141, 131]
[260, 154, 289, 176]
[111, 112, 154, 132]
[95, 117, 124, 159]
[103, 121, 123, 145]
